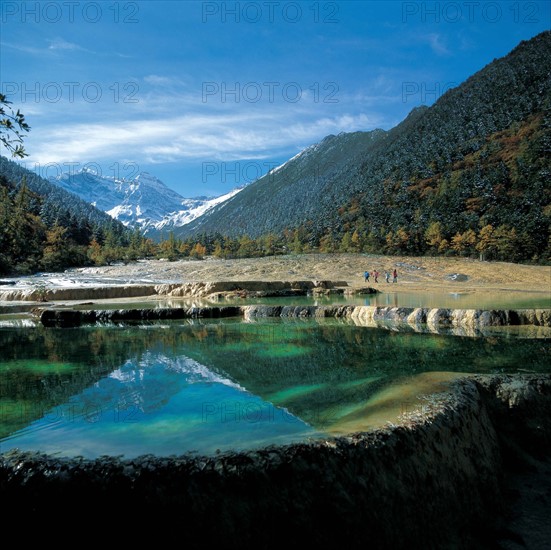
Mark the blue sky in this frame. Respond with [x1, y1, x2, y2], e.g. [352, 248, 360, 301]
[1, 1, 549, 197]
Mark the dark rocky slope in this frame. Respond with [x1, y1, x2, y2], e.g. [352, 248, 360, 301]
[1, 375, 550, 549]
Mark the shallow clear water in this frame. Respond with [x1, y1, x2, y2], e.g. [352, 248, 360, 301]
[66, 289, 551, 311]
[1, 318, 549, 459]
[358, 290, 551, 309]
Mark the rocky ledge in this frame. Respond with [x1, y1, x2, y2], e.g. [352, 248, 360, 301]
[1, 374, 549, 548]
[0, 284, 161, 302]
[36, 304, 551, 332]
[243, 304, 551, 334]
[155, 279, 354, 299]
[0, 279, 356, 302]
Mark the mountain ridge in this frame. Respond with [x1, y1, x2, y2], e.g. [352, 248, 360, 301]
[175, 30, 550, 261]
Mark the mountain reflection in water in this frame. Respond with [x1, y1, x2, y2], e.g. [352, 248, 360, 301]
[0, 319, 549, 458]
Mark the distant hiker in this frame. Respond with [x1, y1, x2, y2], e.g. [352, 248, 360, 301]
[364, 271, 370, 282]
[393, 269, 398, 283]
[385, 271, 390, 283]
[373, 270, 379, 283]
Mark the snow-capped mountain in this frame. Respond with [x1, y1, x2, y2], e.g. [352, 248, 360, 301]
[154, 187, 242, 232]
[49, 169, 243, 234]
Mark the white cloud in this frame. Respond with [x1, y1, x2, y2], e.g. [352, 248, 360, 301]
[25, 106, 378, 168]
[143, 75, 181, 87]
[0, 41, 44, 55]
[19, 77, 395, 177]
[47, 38, 83, 51]
[1, 37, 91, 57]
[426, 33, 450, 56]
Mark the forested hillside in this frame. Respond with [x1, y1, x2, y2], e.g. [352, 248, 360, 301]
[184, 129, 387, 237]
[0, 157, 135, 274]
[177, 31, 551, 262]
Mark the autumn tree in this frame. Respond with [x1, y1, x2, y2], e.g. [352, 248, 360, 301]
[87, 238, 104, 265]
[493, 225, 517, 261]
[451, 229, 477, 256]
[339, 231, 352, 253]
[42, 223, 70, 271]
[476, 224, 496, 261]
[350, 229, 362, 252]
[424, 222, 449, 254]
[394, 227, 410, 253]
[190, 242, 207, 259]
[212, 240, 224, 258]
[319, 231, 337, 253]
[237, 235, 256, 257]
[158, 231, 179, 261]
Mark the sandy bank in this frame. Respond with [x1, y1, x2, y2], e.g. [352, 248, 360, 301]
[82, 253, 551, 293]
[1, 253, 549, 308]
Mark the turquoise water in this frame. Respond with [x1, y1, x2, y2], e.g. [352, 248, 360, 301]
[1, 319, 550, 459]
[1, 352, 313, 458]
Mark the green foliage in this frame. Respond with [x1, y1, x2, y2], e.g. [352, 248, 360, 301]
[0, 94, 30, 158]
[42, 223, 70, 271]
[32, 281, 49, 302]
[0, 176, 45, 273]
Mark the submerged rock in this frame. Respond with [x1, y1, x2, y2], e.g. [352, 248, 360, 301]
[39, 306, 243, 326]
[40, 309, 83, 327]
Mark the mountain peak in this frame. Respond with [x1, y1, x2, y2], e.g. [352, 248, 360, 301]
[49, 169, 245, 236]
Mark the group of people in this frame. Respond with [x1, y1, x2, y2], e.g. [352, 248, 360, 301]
[364, 269, 397, 283]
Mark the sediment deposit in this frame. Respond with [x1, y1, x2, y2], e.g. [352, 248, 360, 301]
[0, 284, 160, 302]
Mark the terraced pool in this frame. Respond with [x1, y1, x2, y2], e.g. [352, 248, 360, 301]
[1, 318, 549, 458]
